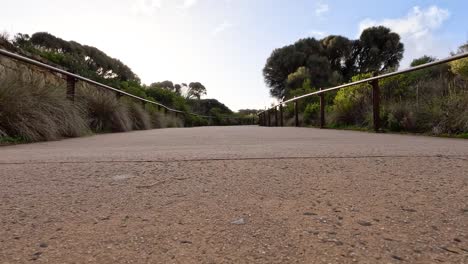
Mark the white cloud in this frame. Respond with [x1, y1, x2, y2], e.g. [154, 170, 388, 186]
[180, 0, 198, 9]
[132, 0, 199, 15]
[132, 0, 164, 15]
[212, 21, 233, 36]
[315, 1, 329, 17]
[308, 30, 326, 38]
[358, 5, 450, 67]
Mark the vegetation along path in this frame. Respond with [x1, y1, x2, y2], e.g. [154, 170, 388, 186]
[1, 126, 467, 263]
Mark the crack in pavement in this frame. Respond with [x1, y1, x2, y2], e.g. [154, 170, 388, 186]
[1, 154, 466, 165]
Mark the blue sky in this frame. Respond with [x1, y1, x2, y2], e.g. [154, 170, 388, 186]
[1, 0, 467, 110]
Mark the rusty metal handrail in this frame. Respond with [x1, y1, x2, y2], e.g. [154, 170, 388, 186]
[258, 52, 468, 131]
[259, 52, 468, 115]
[0, 48, 215, 119]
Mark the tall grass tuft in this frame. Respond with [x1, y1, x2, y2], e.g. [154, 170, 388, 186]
[0, 75, 89, 142]
[122, 99, 152, 130]
[76, 88, 132, 133]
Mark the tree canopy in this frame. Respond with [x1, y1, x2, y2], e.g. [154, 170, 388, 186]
[263, 26, 404, 100]
[13, 32, 139, 86]
[186, 82, 207, 100]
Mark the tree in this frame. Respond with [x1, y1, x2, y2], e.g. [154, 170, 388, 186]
[410, 55, 436, 67]
[356, 26, 404, 73]
[150, 81, 175, 91]
[13, 32, 140, 85]
[263, 38, 332, 99]
[263, 45, 304, 99]
[286, 67, 311, 93]
[186, 82, 207, 100]
[320, 35, 354, 80]
[188, 99, 232, 115]
[263, 27, 404, 100]
[174, 84, 182, 95]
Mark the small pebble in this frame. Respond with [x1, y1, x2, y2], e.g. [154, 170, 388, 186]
[357, 220, 372, 226]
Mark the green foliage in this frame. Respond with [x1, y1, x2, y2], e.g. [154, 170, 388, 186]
[13, 32, 140, 86]
[450, 58, 468, 79]
[303, 103, 320, 125]
[0, 136, 27, 145]
[450, 43, 468, 79]
[263, 26, 404, 99]
[357, 26, 404, 73]
[410, 55, 436, 67]
[186, 82, 207, 100]
[188, 99, 233, 116]
[332, 73, 372, 126]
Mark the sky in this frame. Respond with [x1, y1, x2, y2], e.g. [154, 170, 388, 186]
[1, 0, 467, 111]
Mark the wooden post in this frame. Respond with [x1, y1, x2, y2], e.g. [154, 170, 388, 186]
[319, 88, 325, 129]
[279, 104, 284, 127]
[66, 76, 76, 101]
[274, 107, 278, 126]
[294, 101, 299, 127]
[371, 72, 381, 132]
[267, 110, 271, 127]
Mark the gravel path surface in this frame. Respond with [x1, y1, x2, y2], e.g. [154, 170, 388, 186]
[1, 126, 467, 263]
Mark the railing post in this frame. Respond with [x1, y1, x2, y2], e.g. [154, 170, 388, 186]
[294, 101, 299, 127]
[267, 110, 271, 127]
[274, 107, 278, 126]
[371, 72, 381, 132]
[66, 76, 76, 101]
[279, 104, 284, 127]
[319, 88, 325, 129]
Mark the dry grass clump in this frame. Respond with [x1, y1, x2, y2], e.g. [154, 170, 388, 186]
[121, 98, 152, 130]
[0, 75, 89, 142]
[76, 88, 132, 133]
[0, 73, 191, 143]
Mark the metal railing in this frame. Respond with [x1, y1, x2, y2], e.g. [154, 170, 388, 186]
[0, 48, 213, 119]
[258, 52, 468, 131]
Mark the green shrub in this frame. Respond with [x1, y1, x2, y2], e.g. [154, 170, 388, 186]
[431, 93, 468, 135]
[0, 76, 89, 142]
[303, 103, 320, 125]
[384, 103, 418, 132]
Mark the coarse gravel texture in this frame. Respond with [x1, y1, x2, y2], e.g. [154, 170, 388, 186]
[1, 126, 467, 263]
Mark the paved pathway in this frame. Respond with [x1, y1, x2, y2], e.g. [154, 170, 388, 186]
[1, 126, 467, 263]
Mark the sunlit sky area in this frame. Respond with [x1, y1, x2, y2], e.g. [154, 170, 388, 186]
[2, 0, 467, 111]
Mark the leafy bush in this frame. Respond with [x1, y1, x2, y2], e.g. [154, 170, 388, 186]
[0, 75, 89, 142]
[303, 103, 320, 125]
[332, 73, 372, 126]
